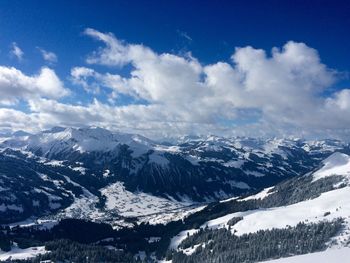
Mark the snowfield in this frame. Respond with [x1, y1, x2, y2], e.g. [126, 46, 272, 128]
[205, 186, 350, 238]
[170, 152, 350, 252]
[101, 182, 193, 218]
[313, 152, 350, 181]
[260, 247, 350, 263]
[169, 229, 200, 250]
[203, 153, 350, 240]
[46, 181, 202, 228]
[0, 246, 47, 261]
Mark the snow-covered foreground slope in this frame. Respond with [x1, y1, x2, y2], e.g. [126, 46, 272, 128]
[313, 152, 350, 181]
[170, 152, 350, 254]
[206, 186, 350, 239]
[170, 183, 350, 250]
[260, 247, 350, 263]
[206, 152, 350, 236]
[0, 246, 47, 261]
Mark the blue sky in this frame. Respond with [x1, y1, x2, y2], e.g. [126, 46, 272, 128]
[0, 0, 349, 139]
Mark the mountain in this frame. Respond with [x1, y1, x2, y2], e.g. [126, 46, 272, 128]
[167, 151, 350, 262]
[1, 129, 350, 262]
[0, 127, 347, 225]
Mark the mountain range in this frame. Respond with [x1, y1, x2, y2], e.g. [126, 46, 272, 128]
[1, 127, 350, 262]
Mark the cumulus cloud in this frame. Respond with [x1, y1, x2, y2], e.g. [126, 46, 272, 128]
[38, 48, 58, 63]
[0, 29, 349, 140]
[78, 29, 345, 138]
[10, 42, 24, 61]
[0, 66, 69, 105]
[84, 28, 132, 66]
[0, 108, 38, 132]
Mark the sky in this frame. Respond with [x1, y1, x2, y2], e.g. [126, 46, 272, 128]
[0, 0, 349, 140]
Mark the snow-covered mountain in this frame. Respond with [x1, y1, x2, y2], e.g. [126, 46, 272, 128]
[1, 128, 350, 262]
[0, 127, 348, 226]
[168, 151, 350, 262]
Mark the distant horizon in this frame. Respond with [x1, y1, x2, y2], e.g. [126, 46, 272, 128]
[0, 125, 348, 143]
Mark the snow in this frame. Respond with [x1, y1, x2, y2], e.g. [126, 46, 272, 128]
[5, 218, 58, 230]
[49, 202, 61, 209]
[135, 251, 146, 261]
[227, 181, 250, 189]
[44, 160, 64, 167]
[52, 194, 106, 223]
[38, 127, 121, 153]
[139, 205, 206, 225]
[204, 186, 350, 238]
[169, 229, 199, 250]
[146, 237, 161, 243]
[148, 152, 169, 166]
[223, 159, 245, 168]
[241, 186, 275, 201]
[71, 166, 87, 175]
[154, 145, 180, 153]
[170, 179, 350, 250]
[0, 246, 47, 261]
[101, 182, 192, 217]
[262, 139, 288, 159]
[220, 196, 239, 203]
[3, 127, 154, 158]
[182, 243, 202, 256]
[49, 180, 199, 228]
[103, 169, 111, 177]
[313, 152, 350, 182]
[245, 170, 265, 177]
[0, 203, 23, 212]
[260, 247, 350, 263]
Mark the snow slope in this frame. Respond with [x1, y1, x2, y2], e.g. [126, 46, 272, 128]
[313, 152, 350, 181]
[170, 153, 350, 251]
[0, 246, 47, 261]
[260, 247, 350, 263]
[2, 126, 153, 157]
[206, 186, 350, 239]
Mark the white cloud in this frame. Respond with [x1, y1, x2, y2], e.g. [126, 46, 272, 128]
[10, 42, 24, 61]
[0, 29, 349, 140]
[76, 30, 349, 138]
[0, 66, 69, 105]
[84, 28, 131, 66]
[38, 48, 58, 63]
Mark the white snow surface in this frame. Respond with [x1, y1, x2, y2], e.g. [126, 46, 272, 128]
[170, 185, 350, 250]
[259, 247, 350, 263]
[313, 152, 350, 181]
[0, 246, 47, 261]
[46, 181, 201, 228]
[241, 186, 275, 201]
[169, 155, 350, 250]
[2, 126, 154, 158]
[169, 229, 199, 250]
[101, 182, 192, 217]
[205, 186, 350, 237]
